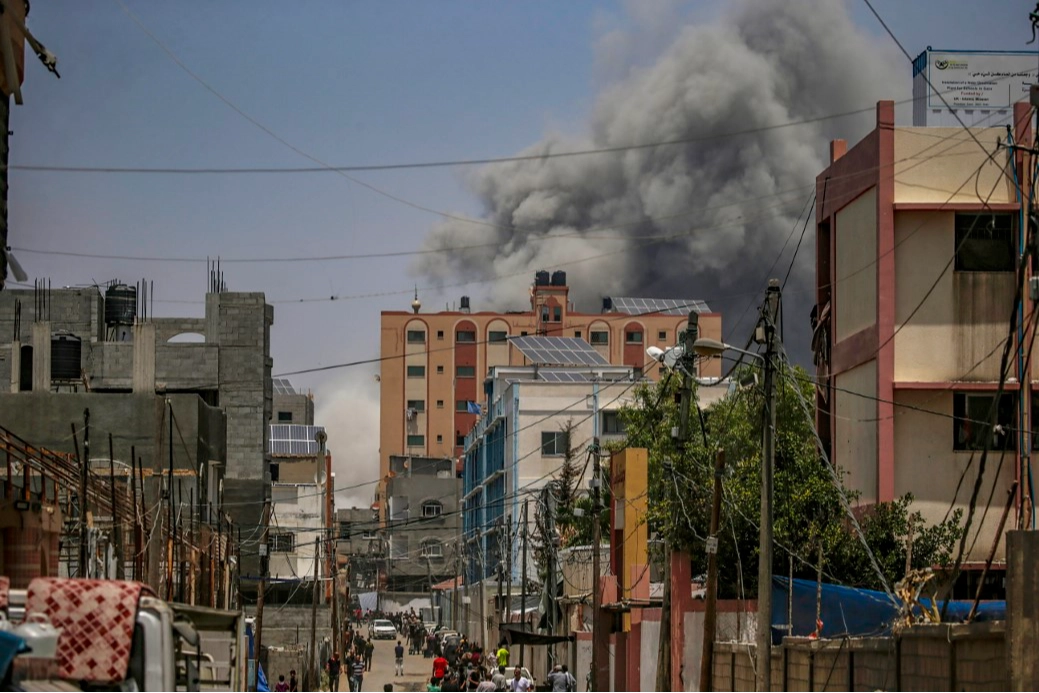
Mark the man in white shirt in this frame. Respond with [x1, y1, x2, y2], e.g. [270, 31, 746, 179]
[507, 666, 533, 692]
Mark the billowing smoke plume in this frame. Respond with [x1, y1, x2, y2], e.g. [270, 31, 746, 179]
[413, 0, 905, 360]
[313, 367, 380, 509]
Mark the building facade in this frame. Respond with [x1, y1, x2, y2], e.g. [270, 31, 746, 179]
[813, 100, 1032, 573]
[384, 455, 460, 592]
[462, 363, 639, 583]
[335, 507, 382, 594]
[0, 285, 274, 588]
[379, 271, 722, 481]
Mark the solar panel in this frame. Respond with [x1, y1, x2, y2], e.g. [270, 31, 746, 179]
[607, 297, 710, 316]
[272, 378, 297, 395]
[511, 336, 610, 367]
[270, 424, 325, 456]
[539, 370, 596, 383]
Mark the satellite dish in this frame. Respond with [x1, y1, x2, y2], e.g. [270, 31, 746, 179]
[3, 247, 27, 283]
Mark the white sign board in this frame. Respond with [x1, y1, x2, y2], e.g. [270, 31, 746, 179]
[925, 51, 1037, 109]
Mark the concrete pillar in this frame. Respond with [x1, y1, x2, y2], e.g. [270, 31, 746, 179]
[133, 323, 156, 393]
[30, 322, 50, 392]
[8, 339, 19, 392]
[1007, 530, 1039, 691]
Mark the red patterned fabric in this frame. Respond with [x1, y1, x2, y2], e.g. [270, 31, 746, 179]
[26, 578, 145, 683]
[0, 576, 9, 610]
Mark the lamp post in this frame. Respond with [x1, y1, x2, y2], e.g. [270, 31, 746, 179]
[694, 279, 781, 693]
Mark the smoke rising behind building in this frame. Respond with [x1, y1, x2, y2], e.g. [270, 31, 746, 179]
[412, 0, 906, 361]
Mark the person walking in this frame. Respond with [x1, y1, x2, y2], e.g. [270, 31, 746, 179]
[365, 638, 375, 672]
[289, 669, 298, 692]
[507, 667, 532, 692]
[350, 654, 366, 692]
[394, 640, 405, 676]
[495, 644, 509, 669]
[327, 652, 342, 693]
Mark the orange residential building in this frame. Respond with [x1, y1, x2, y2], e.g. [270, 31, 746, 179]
[378, 270, 722, 478]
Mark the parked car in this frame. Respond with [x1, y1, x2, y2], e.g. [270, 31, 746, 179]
[369, 618, 397, 639]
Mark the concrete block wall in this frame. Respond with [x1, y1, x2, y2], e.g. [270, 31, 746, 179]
[153, 317, 207, 343]
[88, 342, 134, 389]
[156, 344, 219, 390]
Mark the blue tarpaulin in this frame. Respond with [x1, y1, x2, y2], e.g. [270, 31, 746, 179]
[773, 577, 1005, 642]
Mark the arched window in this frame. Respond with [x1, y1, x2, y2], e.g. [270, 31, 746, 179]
[421, 539, 443, 558]
[422, 500, 443, 518]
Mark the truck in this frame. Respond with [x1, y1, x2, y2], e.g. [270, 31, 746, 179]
[3, 577, 247, 691]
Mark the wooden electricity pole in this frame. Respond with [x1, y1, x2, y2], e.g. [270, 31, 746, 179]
[700, 449, 726, 692]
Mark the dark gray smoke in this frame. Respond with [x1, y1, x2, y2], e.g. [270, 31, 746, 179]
[412, 0, 904, 362]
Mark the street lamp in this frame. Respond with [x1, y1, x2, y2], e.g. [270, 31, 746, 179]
[694, 281, 782, 693]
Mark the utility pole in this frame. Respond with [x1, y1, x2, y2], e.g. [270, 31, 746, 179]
[130, 444, 139, 581]
[657, 309, 699, 692]
[590, 439, 608, 692]
[255, 498, 271, 675]
[167, 400, 175, 601]
[756, 279, 782, 692]
[331, 566, 340, 658]
[519, 498, 529, 668]
[505, 515, 513, 630]
[455, 476, 461, 630]
[108, 433, 122, 580]
[80, 409, 91, 578]
[700, 449, 726, 692]
[427, 556, 436, 624]
[545, 484, 558, 668]
[309, 536, 320, 691]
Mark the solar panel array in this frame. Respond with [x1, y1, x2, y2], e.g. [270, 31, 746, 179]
[538, 370, 597, 383]
[607, 297, 710, 315]
[270, 424, 325, 456]
[511, 336, 610, 366]
[272, 378, 296, 395]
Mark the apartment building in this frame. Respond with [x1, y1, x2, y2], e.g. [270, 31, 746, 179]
[379, 271, 721, 480]
[813, 100, 1032, 578]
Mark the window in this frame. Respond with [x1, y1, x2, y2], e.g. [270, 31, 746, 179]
[553, 306, 562, 322]
[489, 330, 508, 343]
[361, 530, 377, 540]
[626, 331, 644, 344]
[456, 365, 476, 378]
[521, 331, 529, 337]
[456, 434, 465, 446]
[338, 522, 352, 539]
[574, 331, 582, 339]
[456, 400, 469, 412]
[407, 330, 426, 344]
[407, 399, 425, 412]
[270, 532, 294, 553]
[541, 431, 569, 456]
[590, 331, 609, 345]
[953, 392, 1014, 450]
[658, 330, 668, 341]
[437, 330, 444, 340]
[602, 411, 627, 435]
[955, 213, 1015, 272]
[437, 365, 445, 374]
[421, 539, 444, 558]
[437, 434, 443, 443]
[540, 306, 550, 322]
[277, 411, 292, 423]
[436, 400, 444, 409]
[632, 366, 643, 379]
[457, 330, 476, 343]
[407, 434, 425, 446]
[422, 500, 444, 518]
[407, 365, 426, 378]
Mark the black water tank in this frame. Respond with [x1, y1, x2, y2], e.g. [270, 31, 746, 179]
[602, 297, 613, 312]
[551, 270, 567, 286]
[104, 283, 137, 326]
[460, 296, 470, 311]
[535, 270, 550, 286]
[51, 333, 82, 381]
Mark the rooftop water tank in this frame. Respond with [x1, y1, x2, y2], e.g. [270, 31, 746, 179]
[104, 283, 137, 326]
[535, 270, 550, 286]
[51, 332, 81, 381]
[551, 270, 567, 286]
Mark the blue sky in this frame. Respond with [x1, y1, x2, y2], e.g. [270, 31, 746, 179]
[7, 0, 1034, 499]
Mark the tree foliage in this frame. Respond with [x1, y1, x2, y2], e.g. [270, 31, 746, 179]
[612, 363, 962, 596]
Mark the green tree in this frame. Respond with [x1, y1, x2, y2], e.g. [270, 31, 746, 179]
[613, 363, 962, 596]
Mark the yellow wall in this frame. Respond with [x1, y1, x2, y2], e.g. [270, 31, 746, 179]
[894, 211, 1014, 383]
[893, 390, 1013, 562]
[834, 360, 878, 504]
[835, 188, 877, 341]
[893, 128, 1015, 205]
